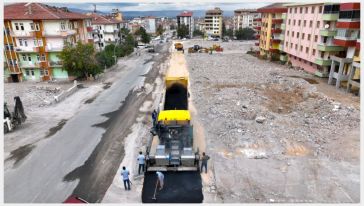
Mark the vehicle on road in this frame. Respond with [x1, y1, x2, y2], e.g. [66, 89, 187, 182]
[4, 96, 26, 134]
[174, 42, 184, 53]
[64, 195, 88, 203]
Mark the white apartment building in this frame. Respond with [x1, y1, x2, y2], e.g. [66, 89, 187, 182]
[233, 9, 261, 32]
[204, 8, 223, 38]
[177, 11, 194, 38]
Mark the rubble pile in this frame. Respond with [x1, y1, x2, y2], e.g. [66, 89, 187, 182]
[185, 40, 360, 202]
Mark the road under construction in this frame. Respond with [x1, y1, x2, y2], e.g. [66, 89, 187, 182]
[141, 43, 204, 203]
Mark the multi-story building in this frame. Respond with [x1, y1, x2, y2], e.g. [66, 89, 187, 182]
[204, 7, 223, 38]
[86, 13, 123, 51]
[177, 11, 194, 38]
[257, 3, 287, 60]
[329, 2, 360, 88]
[233, 9, 261, 32]
[143, 17, 157, 35]
[4, 3, 93, 82]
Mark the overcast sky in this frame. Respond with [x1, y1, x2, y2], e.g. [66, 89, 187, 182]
[48, 2, 271, 12]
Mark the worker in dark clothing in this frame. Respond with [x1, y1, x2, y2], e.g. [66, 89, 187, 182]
[200, 152, 210, 173]
[137, 151, 146, 175]
[152, 109, 157, 127]
[121, 166, 131, 190]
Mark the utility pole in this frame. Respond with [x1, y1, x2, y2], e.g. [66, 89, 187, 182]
[93, 4, 96, 13]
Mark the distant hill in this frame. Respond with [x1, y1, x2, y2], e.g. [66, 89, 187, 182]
[67, 8, 234, 19]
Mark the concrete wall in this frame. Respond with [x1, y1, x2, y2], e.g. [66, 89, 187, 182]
[43, 20, 62, 35]
[52, 68, 68, 79]
[46, 38, 64, 50]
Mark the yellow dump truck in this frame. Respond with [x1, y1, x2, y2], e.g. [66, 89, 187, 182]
[174, 42, 184, 53]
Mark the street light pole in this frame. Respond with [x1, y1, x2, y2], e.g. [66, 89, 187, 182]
[113, 39, 117, 64]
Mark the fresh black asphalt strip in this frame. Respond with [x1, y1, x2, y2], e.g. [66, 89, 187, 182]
[142, 171, 203, 203]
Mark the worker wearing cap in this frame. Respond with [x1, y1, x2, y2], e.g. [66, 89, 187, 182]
[156, 171, 164, 190]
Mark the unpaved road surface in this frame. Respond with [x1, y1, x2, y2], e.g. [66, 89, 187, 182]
[184, 39, 360, 203]
[4, 43, 170, 203]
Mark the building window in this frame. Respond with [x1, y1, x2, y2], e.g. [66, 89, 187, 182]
[61, 21, 66, 31]
[317, 21, 320, 28]
[291, 43, 293, 48]
[35, 23, 40, 31]
[300, 46, 303, 51]
[288, 19, 291, 25]
[306, 47, 309, 53]
[27, 55, 31, 61]
[295, 8, 297, 13]
[36, 54, 40, 61]
[25, 69, 30, 76]
[289, 8, 292, 13]
[19, 39, 23, 46]
[319, 6, 323, 13]
[38, 40, 43, 46]
[30, 23, 35, 30]
[33, 39, 37, 46]
[24, 40, 28, 47]
[310, 20, 313, 27]
[10, 44, 14, 51]
[22, 54, 26, 61]
[302, 33, 305, 39]
[40, 54, 46, 61]
[68, 22, 74, 30]
[304, 20, 306, 27]
[300, 7, 303, 13]
[296, 32, 299, 38]
[293, 20, 296, 25]
[298, 20, 301, 26]
[30, 69, 35, 76]
[15, 23, 19, 30]
[295, 44, 298, 50]
[311, 6, 315, 13]
[287, 30, 289, 36]
[292, 31, 294, 37]
[20, 23, 24, 30]
[286, 42, 288, 47]
[44, 69, 49, 76]
[308, 34, 311, 40]
[315, 35, 318, 42]
[305, 7, 308, 13]
[312, 49, 316, 56]
[40, 69, 44, 76]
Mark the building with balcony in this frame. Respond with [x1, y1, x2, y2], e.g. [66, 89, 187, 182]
[283, 3, 337, 76]
[204, 7, 223, 38]
[177, 11, 194, 38]
[328, 2, 360, 91]
[86, 12, 123, 51]
[4, 3, 93, 82]
[257, 3, 287, 60]
[233, 9, 261, 33]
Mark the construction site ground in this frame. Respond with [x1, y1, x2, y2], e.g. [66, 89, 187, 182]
[183, 39, 360, 203]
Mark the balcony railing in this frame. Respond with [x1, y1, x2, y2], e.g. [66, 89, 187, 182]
[319, 29, 337, 36]
[272, 18, 283, 24]
[104, 29, 119, 34]
[315, 58, 332, 66]
[42, 30, 77, 37]
[254, 18, 262, 22]
[10, 31, 36, 37]
[45, 46, 63, 52]
[15, 47, 39, 53]
[282, 13, 287, 20]
[20, 62, 40, 68]
[49, 61, 63, 67]
[317, 43, 345, 51]
[271, 28, 282, 33]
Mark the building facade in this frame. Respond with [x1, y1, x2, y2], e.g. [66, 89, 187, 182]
[86, 13, 123, 51]
[177, 11, 194, 38]
[4, 3, 93, 82]
[233, 9, 261, 32]
[204, 7, 223, 38]
[257, 3, 287, 60]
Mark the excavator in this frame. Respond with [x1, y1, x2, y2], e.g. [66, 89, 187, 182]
[4, 96, 27, 133]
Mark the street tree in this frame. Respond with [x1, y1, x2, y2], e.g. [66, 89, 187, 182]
[59, 41, 101, 78]
[156, 24, 165, 36]
[193, 29, 204, 37]
[235, 28, 256, 40]
[177, 24, 189, 38]
[136, 27, 151, 44]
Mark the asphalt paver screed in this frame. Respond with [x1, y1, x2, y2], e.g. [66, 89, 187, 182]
[142, 171, 203, 203]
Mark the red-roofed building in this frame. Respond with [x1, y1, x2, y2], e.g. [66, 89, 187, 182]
[4, 3, 93, 82]
[177, 11, 194, 38]
[86, 12, 124, 51]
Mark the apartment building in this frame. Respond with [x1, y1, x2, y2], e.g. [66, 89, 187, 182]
[204, 7, 223, 38]
[4, 3, 93, 82]
[257, 3, 287, 60]
[143, 17, 157, 34]
[233, 9, 261, 32]
[328, 2, 360, 88]
[177, 11, 194, 38]
[86, 13, 123, 51]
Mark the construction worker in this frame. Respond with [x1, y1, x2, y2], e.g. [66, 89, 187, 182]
[137, 151, 145, 175]
[121, 166, 131, 191]
[200, 152, 210, 174]
[156, 171, 164, 190]
[152, 109, 157, 127]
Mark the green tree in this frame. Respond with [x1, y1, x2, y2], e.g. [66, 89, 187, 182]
[225, 29, 234, 38]
[222, 22, 226, 36]
[193, 29, 204, 37]
[156, 25, 165, 36]
[59, 41, 101, 78]
[177, 24, 189, 38]
[135, 27, 151, 44]
[235, 28, 256, 40]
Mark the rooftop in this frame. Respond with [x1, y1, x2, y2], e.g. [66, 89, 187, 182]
[5, 3, 90, 20]
[86, 13, 123, 25]
[178, 11, 193, 17]
[257, 3, 288, 13]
